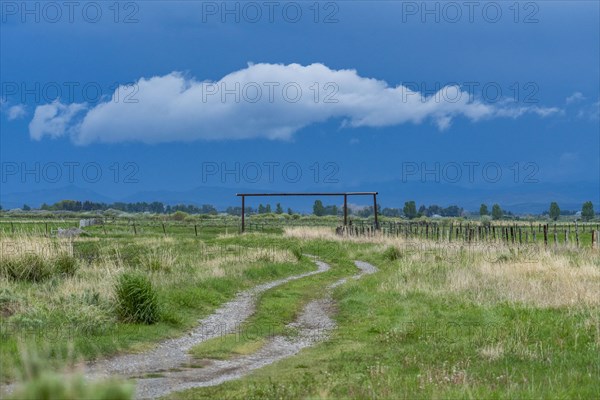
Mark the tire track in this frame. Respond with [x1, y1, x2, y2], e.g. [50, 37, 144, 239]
[85, 257, 330, 380]
[133, 260, 378, 399]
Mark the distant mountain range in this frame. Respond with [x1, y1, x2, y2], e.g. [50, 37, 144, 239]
[1, 181, 598, 214]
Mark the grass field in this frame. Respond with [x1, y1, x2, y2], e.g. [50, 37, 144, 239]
[0, 215, 598, 399]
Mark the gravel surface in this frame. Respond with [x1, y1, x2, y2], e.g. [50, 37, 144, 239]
[85, 258, 331, 380]
[132, 260, 378, 399]
[0, 258, 379, 400]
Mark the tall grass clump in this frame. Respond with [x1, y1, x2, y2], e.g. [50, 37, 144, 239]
[0, 253, 78, 282]
[115, 272, 160, 324]
[383, 245, 402, 261]
[291, 247, 303, 261]
[8, 347, 133, 400]
[1, 254, 52, 282]
[54, 253, 78, 276]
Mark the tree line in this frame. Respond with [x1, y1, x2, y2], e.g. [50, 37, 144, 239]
[5, 199, 597, 221]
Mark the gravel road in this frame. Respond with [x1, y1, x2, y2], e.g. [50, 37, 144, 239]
[1, 258, 378, 400]
[132, 260, 378, 399]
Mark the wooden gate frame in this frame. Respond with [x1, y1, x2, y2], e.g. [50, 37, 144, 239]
[236, 192, 379, 232]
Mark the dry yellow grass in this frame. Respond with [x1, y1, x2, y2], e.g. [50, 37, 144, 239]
[284, 226, 600, 309]
[0, 234, 298, 323]
[0, 235, 73, 259]
[446, 253, 600, 308]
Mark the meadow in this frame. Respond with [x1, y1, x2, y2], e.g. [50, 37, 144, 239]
[0, 213, 598, 399]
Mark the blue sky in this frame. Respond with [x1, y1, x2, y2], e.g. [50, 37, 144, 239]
[1, 1, 599, 211]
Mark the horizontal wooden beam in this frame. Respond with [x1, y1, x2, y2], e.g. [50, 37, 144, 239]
[236, 192, 378, 197]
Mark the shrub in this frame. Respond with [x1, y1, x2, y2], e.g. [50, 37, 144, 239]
[383, 246, 402, 261]
[115, 273, 160, 324]
[170, 211, 189, 221]
[480, 215, 492, 227]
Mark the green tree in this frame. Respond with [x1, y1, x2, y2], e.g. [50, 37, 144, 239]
[313, 200, 325, 216]
[549, 202, 560, 221]
[265, 204, 272, 213]
[276, 203, 283, 214]
[22, 204, 31, 211]
[480, 204, 489, 216]
[287, 207, 293, 215]
[491, 204, 502, 220]
[258, 204, 265, 214]
[403, 201, 417, 219]
[582, 201, 594, 221]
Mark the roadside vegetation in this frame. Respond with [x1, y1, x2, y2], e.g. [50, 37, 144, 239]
[0, 215, 598, 399]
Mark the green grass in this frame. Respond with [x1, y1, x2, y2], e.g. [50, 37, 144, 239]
[189, 253, 355, 361]
[1, 215, 598, 399]
[0, 231, 315, 383]
[169, 238, 600, 399]
[115, 273, 160, 324]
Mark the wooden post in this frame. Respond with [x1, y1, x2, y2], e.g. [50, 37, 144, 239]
[162, 223, 166, 236]
[373, 194, 378, 230]
[133, 223, 137, 235]
[194, 224, 198, 236]
[344, 194, 348, 226]
[241, 195, 245, 233]
[543, 224, 548, 246]
[45, 223, 48, 237]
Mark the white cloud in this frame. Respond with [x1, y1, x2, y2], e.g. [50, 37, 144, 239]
[574, 99, 600, 121]
[7, 104, 27, 120]
[28, 101, 87, 140]
[494, 105, 562, 119]
[27, 63, 563, 145]
[566, 91, 586, 104]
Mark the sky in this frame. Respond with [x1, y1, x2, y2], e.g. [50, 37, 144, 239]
[1, 1, 599, 212]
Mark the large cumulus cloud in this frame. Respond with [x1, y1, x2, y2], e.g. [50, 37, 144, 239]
[27, 63, 560, 144]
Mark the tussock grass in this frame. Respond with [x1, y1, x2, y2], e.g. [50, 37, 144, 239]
[115, 273, 160, 324]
